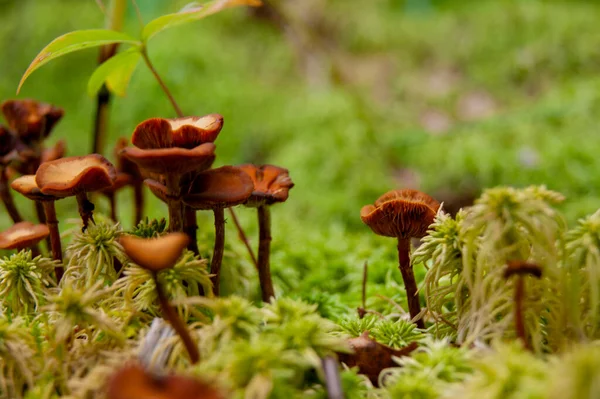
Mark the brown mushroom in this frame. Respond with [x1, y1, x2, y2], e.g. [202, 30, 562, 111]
[0, 221, 49, 257]
[114, 138, 144, 225]
[361, 189, 440, 328]
[238, 164, 294, 302]
[504, 260, 543, 351]
[337, 331, 418, 385]
[0, 125, 22, 223]
[106, 362, 223, 399]
[35, 154, 117, 231]
[120, 116, 221, 233]
[120, 233, 199, 364]
[182, 166, 254, 296]
[10, 175, 64, 279]
[0, 99, 63, 145]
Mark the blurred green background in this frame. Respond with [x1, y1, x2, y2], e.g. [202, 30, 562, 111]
[1, 0, 600, 302]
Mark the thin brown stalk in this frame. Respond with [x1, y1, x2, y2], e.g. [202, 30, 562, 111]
[358, 261, 368, 318]
[0, 169, 23, 223]
[228, 208, 258, 270]
[167, 199, 184, 232]
[183, 205, 199, 255]
[141, 49, 184, 118]
[257, 205, 275, 302]
[75, 192, 95, 231]
[42, 200, 63, 281]
[133, 182, 144, 225]
[514, 276, 530, 350]
[210, 208, 226, 296]
[397, 237, 424, 329]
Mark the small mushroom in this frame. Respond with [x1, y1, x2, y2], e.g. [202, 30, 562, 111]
[11, 175, 64, 279]
[361, 189, 440, 328]
[337, 331, 418, 385]
[182, 166, 254, 296]
[35, 154, 117, 231]
[107, 362, 223, 399]
[0, 125, 22, 223]
[238, 164, 294, 302]
[120, 233, 199, 364]
[504, 260, 543, 351]
[0, 99, 63, 145]
[0, 221, 49, 257]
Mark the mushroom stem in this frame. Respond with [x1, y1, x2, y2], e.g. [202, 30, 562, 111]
[152, 272, 200, 364]
[29, 245, 41, 258]
[397, 238, 424, 329]
[210, 208, 226, 296]
[257, 205, 275, 302]
[75, 192, 95, 231]
[514, 275, 530, 350]
[107, 193, 117, 222]
[228, 208, 258, 270]
[0, 168, 23, 223]
[133, 181, 144, 225]
[183, 205, 199, 255]
[167, 199, 184, 232]
[42, 200, 64, 280]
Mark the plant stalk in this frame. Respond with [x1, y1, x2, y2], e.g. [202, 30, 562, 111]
[107, 193, 117, 222]
[183, 205, 199, 255]
[228, 207, 258, 270]
[152, 272, 200, 364]
[42, 200, 63, 280]
[141, 50, 184, 118]
[257, 205, 275, 302]
[0, 168, 23, 223]
[75, 192, 95, 231]
[514, 276, 530, 350]
[210, 208, 226, 296]
[167, 199, 184, 232]
[397, 238, 424, 329]
[133, 181, 144, 225]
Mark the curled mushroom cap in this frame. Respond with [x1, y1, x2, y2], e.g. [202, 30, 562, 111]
[360, 189, 440, 238]
[11, 175, 57, 202]
[120, 233, 190, 272]
[132, 114, 224, 150]
[120, 143, 216, 176]
[0, 221, 50, 250]
[183, 166, 254, 210]
[0, 99, 63, 143]
[107, 363, 223, 399]
[238, 164, 294, 207]
[35, 154, 117, 197]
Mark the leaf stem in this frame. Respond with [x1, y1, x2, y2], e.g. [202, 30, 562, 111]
[141, 49, 184, 118]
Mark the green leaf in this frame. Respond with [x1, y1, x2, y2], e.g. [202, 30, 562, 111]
[18, 29, 141, 93]
[87, 48, 142, 97]
[141, 0, 262, 42]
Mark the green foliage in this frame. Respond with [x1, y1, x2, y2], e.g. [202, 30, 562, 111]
[87, 48, 141, 97]
[338, 314, 423, 349]
[129, 217, 168, 238]
[0, 316, 37, 399]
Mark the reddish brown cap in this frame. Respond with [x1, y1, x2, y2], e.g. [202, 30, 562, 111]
[132, 114, 224, 150]
[238, 164, 294, 207]
[361, 189, 440, 239]
[1, 99, 63, 143]
[120, 143, 216, 176]
[106, 362, 223, 399]
[120, 233, 189, 272]
[40, 139, 66, 164]
[35, 154, 117, 197]
[11, 175, 57, 202]
[183, 166, 254, 210]
[0, 221, 50, 250]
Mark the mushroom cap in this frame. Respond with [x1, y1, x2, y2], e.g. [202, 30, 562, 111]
[144, 178, 169, 203]
[360, 189, 440, 238]
[132, 114, 224, 150]
[238, 164, 294, 207]
[120, 143, 216, 176]
[0, 221, 50, 250]
[35, 154, 117, 197]
[106, 363, 223, 399]
[40, 139, 66, 164]
[0, 125, 17, 158]
[504, 260, 543, 279]
[120, 233, 189, 272]
[11, 174, 57, 202]
[183, 166, 254, 210]
[0, 99, 63, 143]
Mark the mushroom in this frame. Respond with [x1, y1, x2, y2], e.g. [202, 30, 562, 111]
[361, 189, 440, 328]
[0, 221, 49, 257]
[120, 116, 222, 233]
[10, 175, 64, 273]
[0, 125, 22, 223]
[114, 138, 144, 225]
[238, 164, 294, 302]
[504, 260, 543, 351]
[107, 362, 223, 399]
[337, 331, 418, 385]
[0, 99, 63, 146]
[35, 154, 117, 231]
[182, 166, 254, 296]
[120, 233, 200, 364]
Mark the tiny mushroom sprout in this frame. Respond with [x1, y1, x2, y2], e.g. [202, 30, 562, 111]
[361, 189, 440, 329]
[504, 260, 543, 351]
[107, 362, 223, 399]
[35, 154, 117, 231]
[120, 115, 222, 233]
[119, 232, 200, 364]
[238, 164, 294, 302]
[11, 175, 64, 271]
[0, 125, 22, 223]
[0, 221, 49, 257]
[182, 166, 254, 296]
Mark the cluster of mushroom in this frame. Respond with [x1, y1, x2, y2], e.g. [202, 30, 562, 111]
[119, 115, 294, 298]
